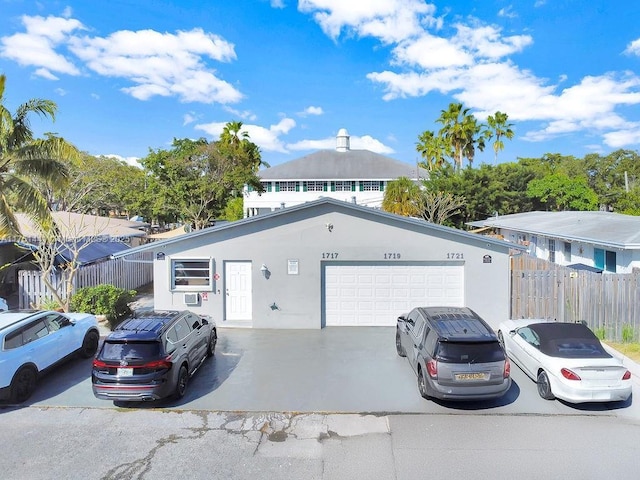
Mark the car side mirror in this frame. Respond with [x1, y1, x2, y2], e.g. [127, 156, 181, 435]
[201, 319, 209, 326]
[397, 316, 406, 322]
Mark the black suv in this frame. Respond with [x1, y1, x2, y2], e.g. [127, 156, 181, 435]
[92, 310, 216, 402]
[396, 306, 511, 401]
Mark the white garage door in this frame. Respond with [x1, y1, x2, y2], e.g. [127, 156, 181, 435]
[324, 264, 464, 326]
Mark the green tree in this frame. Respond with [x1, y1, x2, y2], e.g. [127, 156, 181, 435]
[219, 197, 244, 221]
[485, 111, 514, 163]
[0, 74, 76, 236]
[140, 122, 265, 229]
[382, 177, 421, 217]
[526, 173, 599, 211]
[437, 102, 485, 172]
[416, 130, 450, 171]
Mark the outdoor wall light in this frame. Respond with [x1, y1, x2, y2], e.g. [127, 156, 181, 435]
[326, 223, 334, 232]
[260, 264, 270, 279]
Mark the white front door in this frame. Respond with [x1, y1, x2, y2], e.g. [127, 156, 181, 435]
[225, 261, 252, 321]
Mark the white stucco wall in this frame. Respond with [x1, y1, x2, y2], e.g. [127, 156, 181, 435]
[148, 202, 514, 329]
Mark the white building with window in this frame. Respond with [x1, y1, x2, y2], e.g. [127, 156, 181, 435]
[468, 210, 640, 273]
[243, 128, 428, 217]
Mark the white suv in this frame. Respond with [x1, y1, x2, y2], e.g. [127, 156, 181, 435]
[0, 310, 100, 403]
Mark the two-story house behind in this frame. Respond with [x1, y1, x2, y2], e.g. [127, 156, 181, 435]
[467, 210, 640, 273]
[243, 128, 428, 217]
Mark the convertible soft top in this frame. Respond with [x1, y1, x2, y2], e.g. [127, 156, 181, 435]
[528, 322, 612, 359]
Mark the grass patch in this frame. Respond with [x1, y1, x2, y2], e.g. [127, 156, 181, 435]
[606, 342, 640, 363]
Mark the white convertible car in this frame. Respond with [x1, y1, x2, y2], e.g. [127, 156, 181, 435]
[497, 319, 632, 403]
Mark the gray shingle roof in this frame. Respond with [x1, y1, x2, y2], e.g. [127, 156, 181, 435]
[258, 150, 428, 180]
[467, 211, 640, 248]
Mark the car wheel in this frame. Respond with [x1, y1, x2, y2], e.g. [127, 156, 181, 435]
[174, 365, 189, 400]
[395, 331, 406, 357]
[537, 370, 555, 400]
[497, 330, 505, 349]
[206, 330, 217, 357]
[10, 366, 38, 403]
[418, 367, 430, 400]
[79, 331, 100, 358]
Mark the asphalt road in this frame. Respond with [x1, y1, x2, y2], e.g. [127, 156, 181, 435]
[1, 327, 639, 479]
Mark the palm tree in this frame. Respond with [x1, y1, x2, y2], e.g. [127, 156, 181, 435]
[437, 102, 483, 173]
[416, 130, 450, 171]
[486, 111, 514, 163]
[220, 120, 248, 148]
[381, 177, 421, 217]
[0, 74, 76, 237]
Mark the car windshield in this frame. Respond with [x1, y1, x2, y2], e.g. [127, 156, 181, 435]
[101, 341, 161, 361]
[436, 341, 504, 363]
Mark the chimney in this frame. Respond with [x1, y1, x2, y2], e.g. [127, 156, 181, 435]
[336, 128, 350, 152]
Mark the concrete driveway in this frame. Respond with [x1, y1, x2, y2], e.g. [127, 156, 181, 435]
[12, 326, 638, 419]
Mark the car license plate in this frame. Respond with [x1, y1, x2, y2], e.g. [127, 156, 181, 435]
[455, 372, 488, 381]
[118, 367, 133, 377]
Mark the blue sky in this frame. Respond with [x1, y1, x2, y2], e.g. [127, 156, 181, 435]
[1, 0, 640, 168]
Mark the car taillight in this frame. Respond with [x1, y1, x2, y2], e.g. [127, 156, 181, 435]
[560, 368, 581, 380]
[503, 358, 511, 378]
[139, 358, 172, 370]
[622, 370, 632, 380]
[426, 359, 438, 378]
[93, 359, 108, 368]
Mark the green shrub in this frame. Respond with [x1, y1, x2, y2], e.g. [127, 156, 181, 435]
[593, 326, 606, 341]
[622, 324, 635, 343]
[71, 284, 136, 329]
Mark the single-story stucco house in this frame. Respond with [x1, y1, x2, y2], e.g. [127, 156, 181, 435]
[467, 210, 640, 273]
[113, 198, 522, 329]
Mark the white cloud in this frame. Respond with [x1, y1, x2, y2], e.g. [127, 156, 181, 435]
[223, 106, 258, 121]
[1, 14, 242, 104]
[298, 0, 438, 44]
[287, 132, 394, 154]
[271, 0, 286, 8]
[0, 15, 84, 75]
[624, 38, 640, 56]
[300, 1, 637, 148]
[54, 87, 67, 96]
[602, 125, 640, 148]
[195, 117, 296, 153]
[34, 67, 59, 80]
[299, 105, 324, 116]
[498, 6, 517, 19]
[69, 27, 241, 103]
[183, 113, 197, 125]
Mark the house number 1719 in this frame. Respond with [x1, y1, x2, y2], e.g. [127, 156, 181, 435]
[384, 253, 401, 259]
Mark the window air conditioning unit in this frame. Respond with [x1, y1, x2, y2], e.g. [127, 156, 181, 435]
[183, 293, 199, 305]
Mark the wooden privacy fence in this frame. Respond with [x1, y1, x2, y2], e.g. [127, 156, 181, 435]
[511, 255, 640, 342]
[18, 251, 153, 309]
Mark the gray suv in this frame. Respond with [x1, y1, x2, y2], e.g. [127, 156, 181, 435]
[396, 306, 511, 401]
[92, 310, 216, 402]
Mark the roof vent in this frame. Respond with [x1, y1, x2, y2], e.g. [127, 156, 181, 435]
[336, 128, 350, 152]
